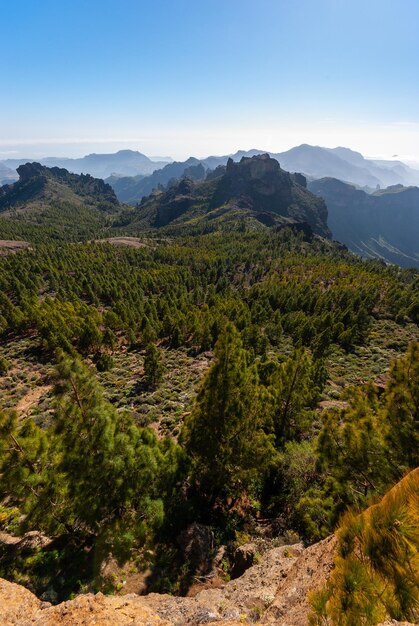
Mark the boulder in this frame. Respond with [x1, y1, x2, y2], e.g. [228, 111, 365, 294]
[231, 542, 256, 578]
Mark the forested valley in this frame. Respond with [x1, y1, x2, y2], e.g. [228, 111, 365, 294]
[0, 161, 417, 625]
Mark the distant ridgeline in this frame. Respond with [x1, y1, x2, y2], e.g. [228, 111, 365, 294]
[309, 178, 419, 268]
[0, 155, 418, 269]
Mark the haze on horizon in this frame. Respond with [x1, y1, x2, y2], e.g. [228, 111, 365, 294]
[1, 0, 419, 164]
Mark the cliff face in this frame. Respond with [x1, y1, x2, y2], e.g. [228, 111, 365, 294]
[309, 177, 419, 268]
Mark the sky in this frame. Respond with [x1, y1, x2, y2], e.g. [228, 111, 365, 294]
[1, 0, 419, 163]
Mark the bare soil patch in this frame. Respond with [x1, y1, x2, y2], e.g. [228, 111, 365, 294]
[95, 237, 149, 248]
[0, 240, 31, 256]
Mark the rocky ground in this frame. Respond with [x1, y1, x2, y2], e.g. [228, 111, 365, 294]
[1, 533, 415, 626]
[0, 537, 333, 625]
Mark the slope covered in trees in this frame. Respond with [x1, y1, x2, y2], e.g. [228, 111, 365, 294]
[0, 162, 122, 242]
[0, 163, 417, 619]
[0, 222, 417, 603]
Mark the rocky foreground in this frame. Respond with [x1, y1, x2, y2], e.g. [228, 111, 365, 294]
[1, 537, 336, 625]
[1, 533, 415, 626]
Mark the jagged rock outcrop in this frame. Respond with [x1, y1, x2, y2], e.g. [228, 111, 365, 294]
[210, 154, 330, 237]
[122, 154, 331, 237]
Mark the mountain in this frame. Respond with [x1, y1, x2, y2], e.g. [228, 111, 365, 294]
[119, 154, 331, 238]
[189, 145, 419, 189]
[0, 162, 18, 185]
[308, 177, 419, 268]
[1, 150, 169, 180]
[108, 157, 207, 204]
[0, 162, 121, 241]
[269, 145, 417, 188]
[107, 146, 419, 205]
[273, 144, 382, 187]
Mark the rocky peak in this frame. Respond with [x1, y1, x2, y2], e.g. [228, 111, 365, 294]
[211, 154, 330, 237]
[16, 162, 46, 181]
[13, 162, 119, 205]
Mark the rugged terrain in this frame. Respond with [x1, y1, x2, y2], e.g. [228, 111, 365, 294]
[0, 537, 335, 625]
[1, 533, 415, 626]
[0, 162, 122, 241]
[309, 177, 419, 267]
[120, 154, 330, 237]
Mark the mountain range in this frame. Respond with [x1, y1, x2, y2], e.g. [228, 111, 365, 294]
[1, 150, 169, 181]
[0, 156, 330, 242]
[105, 145, 419, 205]
[308, 178, 419, 268]
[2, 145, 419, 192]
[1, 155, 418, 268]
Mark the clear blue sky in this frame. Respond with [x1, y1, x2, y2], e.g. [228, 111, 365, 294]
[1, 0, 419, 161]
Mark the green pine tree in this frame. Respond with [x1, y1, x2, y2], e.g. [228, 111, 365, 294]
[143, 343, 165, 388]
[182, 323, 275, 508]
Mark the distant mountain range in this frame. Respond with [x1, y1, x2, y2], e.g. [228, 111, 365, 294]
[2, 145, 419, 193]
[1, 156, 418, 269]
[0, 162, 18, 186]
[308, 178, 419, 268]
[105, 145, 419, 205]
[0, 150, 169, 181]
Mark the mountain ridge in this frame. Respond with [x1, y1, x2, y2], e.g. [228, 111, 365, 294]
[0, 162, 122, 241]
[308, 176, 419, 268]
[1, 150, 169, 180]
[118, 154, 331, 238]
[3, 145, 419, 195]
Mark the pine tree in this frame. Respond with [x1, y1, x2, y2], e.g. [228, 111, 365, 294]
[385, 341, 418, 472]
[52, 355, 164, 539]
[143, 343, 165, 388]
[266, 349, 321, 447]
[182, 323, 275, 507]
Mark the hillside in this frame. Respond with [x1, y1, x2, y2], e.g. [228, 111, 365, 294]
[0, 162, 122, 241]
[119, 154, 331, 237]
[308, 177, 419, 268]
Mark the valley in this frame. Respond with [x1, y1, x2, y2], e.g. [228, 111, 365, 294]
[0, 154, 417, 626]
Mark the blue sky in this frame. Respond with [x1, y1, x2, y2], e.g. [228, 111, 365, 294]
[1, 0, 419, 161]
